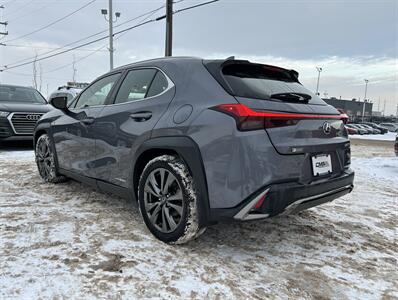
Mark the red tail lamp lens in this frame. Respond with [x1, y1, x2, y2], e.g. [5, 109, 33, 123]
[212, 103, 344, 131]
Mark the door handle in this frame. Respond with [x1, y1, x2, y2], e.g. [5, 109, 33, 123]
[80, 118, 95, 125]
[130, 112, 152, 122]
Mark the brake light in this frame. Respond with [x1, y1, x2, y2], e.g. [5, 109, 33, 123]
[212, 103, 345, 131]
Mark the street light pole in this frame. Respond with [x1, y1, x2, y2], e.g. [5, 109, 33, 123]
[165, 0, 173, 57]
[101, 1, 121, 70]
[362, 79, 369, 122]
[108, 0, 114, 70]
[315, 67, 322, 96]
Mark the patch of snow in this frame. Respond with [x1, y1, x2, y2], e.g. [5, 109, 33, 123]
[0, 144, 397, 299]
[350, 132, 396, 141]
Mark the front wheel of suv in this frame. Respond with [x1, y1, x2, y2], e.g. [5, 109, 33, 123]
[35, 134, 67, 183]
[138, 155, 205, 244]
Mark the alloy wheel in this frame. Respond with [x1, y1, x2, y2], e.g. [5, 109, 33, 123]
[36, 136, 54, 180]
[143, 168, 184, 233]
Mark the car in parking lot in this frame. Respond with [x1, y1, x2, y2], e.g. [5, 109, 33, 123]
[0, 84, 52, 141]
[359, 124, 381, 134]
[361, 122, 388, 134]
[354, 124, 374, 134]
[34, 57, 354, 244]
[346, 124, 367, 135]
[380, 123, 398, 133]
[344, 125, 358, 135]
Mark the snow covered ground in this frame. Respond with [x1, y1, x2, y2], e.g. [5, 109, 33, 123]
[350, 131, 396, 142]
[0, 143, 397, 299]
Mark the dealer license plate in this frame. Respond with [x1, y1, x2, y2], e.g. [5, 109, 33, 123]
[311, 154, 332, 176]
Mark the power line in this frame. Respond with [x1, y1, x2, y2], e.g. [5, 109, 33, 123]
[43, 7, 161, 75]
[3, 0, 96, 43]
[2, 4, 165, 67]
[1, 0, 221, 72]
[2, 0, 35, 17]
[2, 18, 157, 71]
[4, 43, 108, 52]
[7, 0, 59, 23]
[174, 0, 219, 14]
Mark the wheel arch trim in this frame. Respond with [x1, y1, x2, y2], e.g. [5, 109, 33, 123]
[130, 136, 210, 227]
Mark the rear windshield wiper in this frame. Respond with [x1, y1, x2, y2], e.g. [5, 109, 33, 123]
[270, 92, 312, 103]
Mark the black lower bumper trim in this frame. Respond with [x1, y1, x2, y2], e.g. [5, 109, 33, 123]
[207, 169, 354, 224]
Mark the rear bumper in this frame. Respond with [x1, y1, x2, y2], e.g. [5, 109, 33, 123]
[207, 169, 354, 223]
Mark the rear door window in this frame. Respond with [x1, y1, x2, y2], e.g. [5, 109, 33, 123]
[146, 71, 169, 98]
[114, 69, 157, 104]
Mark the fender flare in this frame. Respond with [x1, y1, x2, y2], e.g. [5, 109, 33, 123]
[130, 136, 211, 227]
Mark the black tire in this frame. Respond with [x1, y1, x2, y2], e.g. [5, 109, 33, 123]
[138, 155, 205, 244]
[35, 134, 68, 183]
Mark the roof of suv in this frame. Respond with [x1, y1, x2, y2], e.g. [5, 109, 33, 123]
[0, 84, 37, 90]
[114, 56, 202, 71]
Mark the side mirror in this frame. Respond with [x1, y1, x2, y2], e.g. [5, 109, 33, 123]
[50, 96, 68, 111]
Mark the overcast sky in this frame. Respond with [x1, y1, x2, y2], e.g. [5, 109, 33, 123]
[0, 0, 397, 115]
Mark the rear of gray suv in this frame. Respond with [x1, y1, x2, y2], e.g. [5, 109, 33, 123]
[34, 57, 354, 244]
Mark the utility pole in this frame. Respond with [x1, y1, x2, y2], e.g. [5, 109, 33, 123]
[72, 55, 77, 82]
[32, 53, 38, 89]
[101, 1, 121, 70]
[383, 99, 386, 117]
[165, 0, 173, 56]
[361, 79, 369, 122]
[0, 5, 6, 83]
[0, 5, 8, 43]
[315, 67, 322, 96]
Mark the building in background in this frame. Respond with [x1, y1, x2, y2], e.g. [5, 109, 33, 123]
[322, 97, 373, 122]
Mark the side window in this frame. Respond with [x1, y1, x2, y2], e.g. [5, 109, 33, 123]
[114, 69, 157, 104]
[146, 71, 169, 98]
[74, 73, 120, 109]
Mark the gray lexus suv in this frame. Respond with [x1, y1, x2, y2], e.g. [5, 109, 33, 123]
[34, 57, 354, 244]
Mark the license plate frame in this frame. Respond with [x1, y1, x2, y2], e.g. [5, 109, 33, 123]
[311, 154, 332, 176]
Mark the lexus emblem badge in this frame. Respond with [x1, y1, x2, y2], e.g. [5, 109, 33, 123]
[323, 121, 332, 135]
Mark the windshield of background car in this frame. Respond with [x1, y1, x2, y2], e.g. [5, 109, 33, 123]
[221, 63, 325, 104]
[0, 86, 47, 104]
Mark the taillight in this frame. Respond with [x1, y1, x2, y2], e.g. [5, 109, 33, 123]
[211, 103, 345, 131]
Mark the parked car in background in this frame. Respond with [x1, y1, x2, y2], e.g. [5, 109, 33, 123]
[344, 125, 358, 135]
[0, 84, 52, 141]
[362, 122, 388, 134]
[34, 57, 354, 244]
[380, 123, 398, 132]
[48, 82, 88, 105]
[360, 124, 381, 134]
[354, 124, 373, 134]
[346, 124, 367, 135]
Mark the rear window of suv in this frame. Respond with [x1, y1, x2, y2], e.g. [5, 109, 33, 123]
[205, 61, 325, 105]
